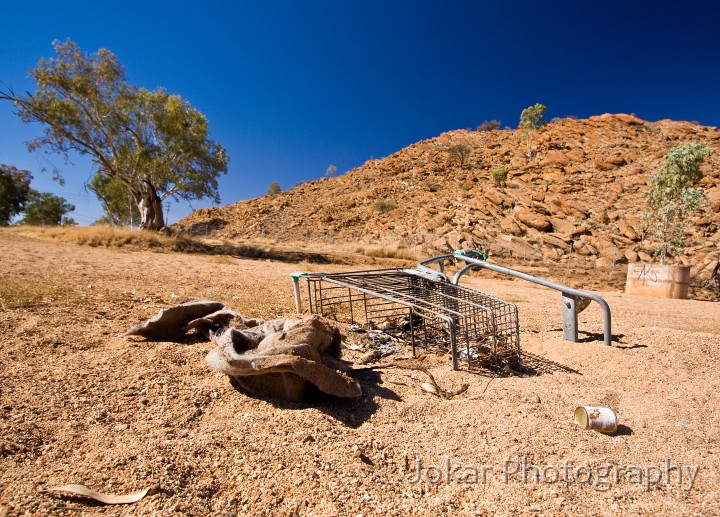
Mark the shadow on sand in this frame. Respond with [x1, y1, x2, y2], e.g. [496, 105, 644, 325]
[229, 368, 400, 428]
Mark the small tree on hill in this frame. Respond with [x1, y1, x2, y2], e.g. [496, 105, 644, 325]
[518, 103, 547, 158]
[0, 164, 33, 225]
[325, 165, 338, 177]
[447, 144, 472, 169]
[267, 182, 281, 196]
[491, 167, 508, 185]
[643, 142, 711, 264]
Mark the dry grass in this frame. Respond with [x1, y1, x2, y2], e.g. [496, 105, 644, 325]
[3, 226, 337, 264]
[3, 227, 431, 272]
[0, 273, 169, 312]
[203, 255, 238, 265]
[682, 324, 720, 335]
[7, 225, 202, 252]
[0, 277, 80, 310]
[497, 293, 529, 304]
[294, 260, 327, 273]
[360, 245, 419, 261]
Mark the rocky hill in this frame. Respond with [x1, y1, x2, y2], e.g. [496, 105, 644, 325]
[175, 114, 720, 283]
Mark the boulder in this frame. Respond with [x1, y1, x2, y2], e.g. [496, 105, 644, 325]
[514, 208, 553, 232]
[445, 231, 464, 250]
[500, 216, 523, 236]
[595, 257, 614, 268]
[482, 188, 505, 207]
[595, 237, 624, 262]
[547, 194, 589, 219]
[625, 249, 639, 263]
[541, 150, 570, 167]
[606, 155, 628, 167]
[549, 217, 582, 237]
[588, 113, 644, 125]
[493, 234, 535, 259]
[594, 160, 616, 171]
[638, 251, 653, 262]
[617, 219, 640, 241]
[706, 187, 720, 212]
[609, 233, 634, 246]
[432, 236, 450, 251]
[543, 170, 566, 184]
[575, 236, 598, 256]
[530, 190, 545, 202]
[566, 148, 585, 162]
[542, 234, 571, 251]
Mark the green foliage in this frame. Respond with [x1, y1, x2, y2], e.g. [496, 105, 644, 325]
[20, 191, 75, 226]
[643, 142, 712, 264]
[267, 182, 281, 196]
[0, 164, 33, 225]
[491, 167, 508, 185]
[518, 103, 547, 158]
[325, 164, 338, 177]
[519, 103, 547, 129]
[373, 198, 397, 214]
[0, 39, 228, 230]
[476, 120, 501, 132]
[88, 173, 139, 226]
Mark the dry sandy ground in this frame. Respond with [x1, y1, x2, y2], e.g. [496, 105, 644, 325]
[1, 231, 719, 516]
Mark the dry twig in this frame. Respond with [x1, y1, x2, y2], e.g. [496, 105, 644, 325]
[350, 362, 468, 399]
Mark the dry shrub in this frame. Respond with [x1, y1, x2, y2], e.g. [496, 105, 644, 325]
[295, 260, 326, 272]
[363, 245, 418, 261]
[373, 198, 397, 213]
[204, 255, 237, 265]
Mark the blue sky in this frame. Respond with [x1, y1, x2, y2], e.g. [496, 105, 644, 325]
[1, 1, 719, 225]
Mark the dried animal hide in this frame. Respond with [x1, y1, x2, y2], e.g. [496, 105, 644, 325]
[122, 300, 226, 340]
[122, 301, 360, 401]
[205, 315, 362, 401]
[121, 301, 264, 341]
[182, 309, 250, 339]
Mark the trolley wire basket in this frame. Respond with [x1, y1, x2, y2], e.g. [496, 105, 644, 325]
[294, 267, 520, 371]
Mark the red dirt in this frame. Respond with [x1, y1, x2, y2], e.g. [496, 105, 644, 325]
[1, 231, 719, 516]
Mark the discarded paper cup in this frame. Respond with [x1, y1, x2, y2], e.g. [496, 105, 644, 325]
[574, 406, 618, 434]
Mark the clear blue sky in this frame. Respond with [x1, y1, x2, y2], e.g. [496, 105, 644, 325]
[1, 1, 719, 225]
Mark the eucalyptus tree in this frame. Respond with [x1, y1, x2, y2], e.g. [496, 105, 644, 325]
[0, 39, 228, 230]
[20, 191, 75, 226]
[0, 164, 33, 225]
[518, 103, 547, 158]
[88, 173, 140, 226]
[643, 142, 712, 264]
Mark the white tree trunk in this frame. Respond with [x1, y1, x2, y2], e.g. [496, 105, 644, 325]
[134, 182, 165, 230]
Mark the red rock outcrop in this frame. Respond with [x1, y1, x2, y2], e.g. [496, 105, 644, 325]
[175, 115, 720, 282]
